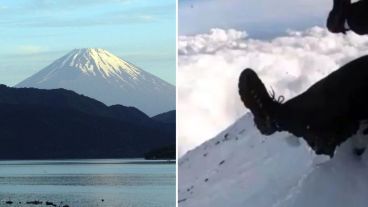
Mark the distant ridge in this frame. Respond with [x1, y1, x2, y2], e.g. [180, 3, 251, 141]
[152, 110, 176, 124]
[0, 84, 175, 159]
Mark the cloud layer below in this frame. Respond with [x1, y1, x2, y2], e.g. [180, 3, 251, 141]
[178, 27, 368, 156]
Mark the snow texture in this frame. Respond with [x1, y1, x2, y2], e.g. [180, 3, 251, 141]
[179, 113, 368, 207]
[16, 48, 175, 116]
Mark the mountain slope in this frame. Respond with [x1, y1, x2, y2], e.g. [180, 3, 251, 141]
[152, 110, 176, 124]
[16, 48, 175, 116]
[0, 85, 175, 159]
[179, 113, 368, 207]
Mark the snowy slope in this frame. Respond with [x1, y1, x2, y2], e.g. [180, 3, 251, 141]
[179, 113, 368, 207]
[16, 48, 175, 116]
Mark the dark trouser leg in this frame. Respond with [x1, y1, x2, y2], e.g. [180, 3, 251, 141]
[327, 0, 351, 33]
[347, 1, 368, 35]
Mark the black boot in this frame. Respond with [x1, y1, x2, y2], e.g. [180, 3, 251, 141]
[238, 69, 282, 135]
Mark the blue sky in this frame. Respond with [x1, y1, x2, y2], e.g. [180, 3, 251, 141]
[179, 0, 331, 38]
[0, 0, 176, 86]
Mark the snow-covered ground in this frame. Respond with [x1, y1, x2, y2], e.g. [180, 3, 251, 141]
[179, 113, 368, 207]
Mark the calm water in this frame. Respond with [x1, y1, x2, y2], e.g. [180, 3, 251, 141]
[0, 159, 175, 207]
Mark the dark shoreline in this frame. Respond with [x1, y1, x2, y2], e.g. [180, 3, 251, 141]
[0, 159, 176, 165]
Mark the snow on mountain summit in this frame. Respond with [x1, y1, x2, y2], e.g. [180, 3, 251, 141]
[179, 113, 368, 207]
[16, 48, 175, 116]
[57, 48, 141, 79]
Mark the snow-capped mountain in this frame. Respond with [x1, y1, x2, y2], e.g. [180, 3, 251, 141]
[179, 113, 368, 207]
[16, 48, 175, 116]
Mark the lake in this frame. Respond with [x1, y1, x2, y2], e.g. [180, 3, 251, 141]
[0, 159, 175, 207]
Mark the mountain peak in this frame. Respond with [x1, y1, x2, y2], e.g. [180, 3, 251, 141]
[74, 48, 105, 52]
[56, 48, 141, 79]
[16, 48, 175, 116]
[70, 48, 110, 56]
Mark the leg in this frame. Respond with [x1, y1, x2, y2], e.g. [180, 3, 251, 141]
[327, 0, 351, 33]
[346, 0, 368, 35]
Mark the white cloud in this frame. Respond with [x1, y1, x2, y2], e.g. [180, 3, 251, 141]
[178, 27, 368, 157]
[17, 45, 45, 55]
[139, 15, 154, 21]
